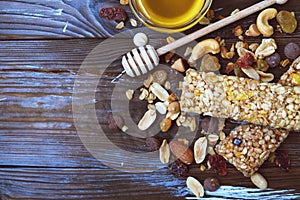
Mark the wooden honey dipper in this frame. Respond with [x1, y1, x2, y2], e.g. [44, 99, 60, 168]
[121, 0, 288, 78]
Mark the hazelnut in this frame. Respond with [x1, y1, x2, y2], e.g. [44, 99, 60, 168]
[204, 177, 220, 192]
[168, 101, 180, 113]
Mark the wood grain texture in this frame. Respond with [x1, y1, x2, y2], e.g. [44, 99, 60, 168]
[1, 36, 299, 198]
[0, 0, 300, 199]
[0, 0, 298, 38]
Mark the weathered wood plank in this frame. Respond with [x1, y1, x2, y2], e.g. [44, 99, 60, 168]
[0, 0, 298, 38]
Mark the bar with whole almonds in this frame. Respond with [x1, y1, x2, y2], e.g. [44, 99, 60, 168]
[215, 124, 289, 177]
[180, 69, 300, 130]
[279, 56, 300, 86]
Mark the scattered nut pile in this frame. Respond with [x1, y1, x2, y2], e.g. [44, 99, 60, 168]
[106, 6, 299, 199]
[99, 0, 138, 30]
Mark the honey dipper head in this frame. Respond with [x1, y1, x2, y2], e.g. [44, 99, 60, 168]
[122, 45, 159, 77]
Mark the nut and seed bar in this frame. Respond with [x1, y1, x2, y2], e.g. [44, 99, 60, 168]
[279, 56, 300, 86]
[180, 69, 300, 130]
[215, 124, 289, 177]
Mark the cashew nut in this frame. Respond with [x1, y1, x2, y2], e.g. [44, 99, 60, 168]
[188, 38, 220, 66]
[245, 24, 261, 37]
[256, 8, 278, 37]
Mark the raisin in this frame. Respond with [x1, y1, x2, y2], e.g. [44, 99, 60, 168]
[107, 113, 124, 130]
[145, 137, 161, 151]
[284, 42, 300, 60]
[265, 53, 281, 68]
[168, 159, 189, 177]
[275, 151, 290, 172]
[209, 154, 227, 176]
[100, 7, 127, 22]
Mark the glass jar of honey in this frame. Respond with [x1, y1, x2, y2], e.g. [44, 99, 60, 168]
[129, 0, 213, 32]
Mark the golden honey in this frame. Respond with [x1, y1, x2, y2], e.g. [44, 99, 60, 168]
[135, 0, 205, 28]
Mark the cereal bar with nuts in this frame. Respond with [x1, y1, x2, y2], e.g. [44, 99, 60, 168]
[180, 69, 300, 130]
[215, 124, 289, 177]
[279, 56, 300, 86]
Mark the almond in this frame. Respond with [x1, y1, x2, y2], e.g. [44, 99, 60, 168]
[169, 141, 193, 165]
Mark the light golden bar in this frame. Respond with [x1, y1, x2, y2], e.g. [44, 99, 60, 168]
[180, 69, 300, 130]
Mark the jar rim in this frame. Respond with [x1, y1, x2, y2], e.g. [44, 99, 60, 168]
[129, 0, 213, 32]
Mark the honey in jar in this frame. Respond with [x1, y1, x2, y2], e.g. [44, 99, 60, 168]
[136, 0, 205, 28]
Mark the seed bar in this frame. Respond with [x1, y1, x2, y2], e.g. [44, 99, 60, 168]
[180, 69, 300, 130]
[279, 56, 300, 86]
[215, 124, 289, 177]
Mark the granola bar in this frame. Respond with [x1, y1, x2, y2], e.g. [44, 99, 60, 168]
[180, 69, 300, 130]
[279, 56, 300, 86]
[215, 124, 289, 177]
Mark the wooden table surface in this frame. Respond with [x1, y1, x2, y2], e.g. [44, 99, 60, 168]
[0, 0, 299, 199]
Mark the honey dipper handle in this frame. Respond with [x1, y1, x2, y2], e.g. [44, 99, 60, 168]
[156, 0, 288, 56]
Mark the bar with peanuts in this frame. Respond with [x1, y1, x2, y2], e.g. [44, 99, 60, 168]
[279, 56, 300, 86]
[215, 124, 289, 177]
[180, 69, 300, 130]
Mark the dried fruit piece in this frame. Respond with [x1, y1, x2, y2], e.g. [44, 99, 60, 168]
[186, 176, 204, 198]
[168, 159, 189, 177]
[108, 113, 124, 130]
[284, 42, 300, 60]
[275, 151, 290, 171]
[200, 54, 221, 72]
[265, 53, 281, 68]
[209, 154, 227, 176]
[194, 137, 208, 164]
[203, 177, 220, 192]
[250, 172, 268, 189]
[276, 10, 297, 34]
[160, 117, 172, 132]
[169, 141, 193, 165]
[237, 52, 255, 69]
[100, 7, 127, 21]
[138, 109, 157, 131]
[159, 139, 170, 164]
[254, 59, 269, 72]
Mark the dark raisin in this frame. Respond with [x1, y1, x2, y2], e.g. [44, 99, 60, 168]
[284, 42, 300, 60]
[209, 154, 227, 176]
[168, 159, 189, 177]
[145, 137, 161, 151]
[265, 53, 281, 68]
[275, 151, 290, 172]
[108, 113, 124, 130]
[233, 138, 242, 146]
[100, 7, 127, 22]
[204, 177, 220, 191]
